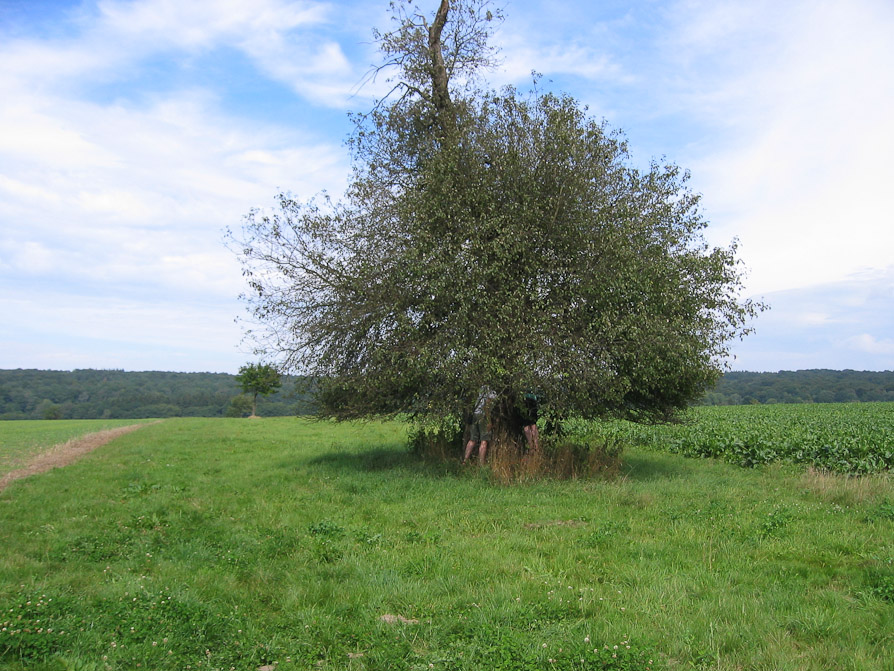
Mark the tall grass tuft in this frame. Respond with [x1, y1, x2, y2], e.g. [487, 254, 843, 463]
[487, 430, 623, 483]
[411, 421, 624, 483]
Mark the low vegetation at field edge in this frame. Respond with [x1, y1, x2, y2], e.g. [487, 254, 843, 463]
[0, 417, 891, 670]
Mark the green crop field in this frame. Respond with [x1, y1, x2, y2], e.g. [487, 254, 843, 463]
[0, 420, 153, 472]
[601, 402, 894, 474]
[0, 414, 892, 670]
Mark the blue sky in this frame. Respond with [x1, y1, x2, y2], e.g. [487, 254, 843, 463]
[1, 0, 892, 374]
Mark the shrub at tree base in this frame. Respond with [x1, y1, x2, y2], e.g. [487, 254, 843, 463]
[410, 422, 623, 483]
[489, 436, 623, 484]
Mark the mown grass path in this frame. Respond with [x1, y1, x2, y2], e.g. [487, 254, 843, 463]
[0, 419, 154, 473]
[0, 423, 150, 492]
[0, 418, 891, 670]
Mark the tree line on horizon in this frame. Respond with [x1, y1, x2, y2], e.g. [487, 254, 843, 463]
[0, 369, 312, 421]
[0, 368, 891, 421]
[703, 369, 894, 405]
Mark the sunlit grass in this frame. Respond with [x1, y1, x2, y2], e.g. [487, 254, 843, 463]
[0, 419, 152, 471]
[0, 417, 891, 670]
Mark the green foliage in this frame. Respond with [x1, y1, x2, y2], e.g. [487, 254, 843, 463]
[235, 363, 282, 416]
[307, 520, 346, 538]
[604, 402, 894, 474]
[230, 0, 761, 429]
[865, 567, 894, 602]
[36, 400, 62, 420]
[0, 586, 241, 669]
[408, 415, 466, 460]
[224, 393, 253, 418]
[866, 500, 894, 522]
[757, 507, 793, 540]
[3, 369, 888, 422]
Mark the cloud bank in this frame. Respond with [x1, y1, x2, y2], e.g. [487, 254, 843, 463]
[1, 0, 368, 371]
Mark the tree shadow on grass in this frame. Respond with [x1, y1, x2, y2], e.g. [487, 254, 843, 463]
[302, 446, 458, 477]
[619, 449, 705, 482]
[303, 443, 701, 484]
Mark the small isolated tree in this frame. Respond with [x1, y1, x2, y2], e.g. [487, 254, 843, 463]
[235, 363, 282, 417]
[36, 399, 62, 420]
[229, 0, 762, 443]
[225, 394, 254, 418]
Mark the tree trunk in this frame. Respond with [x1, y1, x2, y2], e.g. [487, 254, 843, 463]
[428, 0, 455, 136]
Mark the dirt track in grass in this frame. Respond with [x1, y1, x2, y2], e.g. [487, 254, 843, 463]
[0, 423, 150, 492]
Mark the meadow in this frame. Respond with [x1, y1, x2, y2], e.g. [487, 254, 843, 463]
[0, 411, 892, 670]
[0, 420, 154, 472]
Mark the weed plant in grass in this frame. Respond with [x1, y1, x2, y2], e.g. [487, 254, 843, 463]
[0, 417, 891, 670]
[0, 420, 152, 472]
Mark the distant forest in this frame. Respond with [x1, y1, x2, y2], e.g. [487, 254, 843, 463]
[703, 370, 894, 405]
[0, 368, 892, 420]
[0, 369, 313, 420]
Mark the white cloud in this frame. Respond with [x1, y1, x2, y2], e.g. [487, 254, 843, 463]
[0, 292, 247, 372]
[667, 0, 894, 295]
[0, 100, 120, 168]
[0, 40, 108, 87]
[847, 334, 894, 356]
[96, 0, 331, 48]
[496, 38, 626, 85]
[0, 0, 357, 373]
[0, 175, 62, 203]
[1, 0, 372, 109]
[0, 77, 347, 290]
[490, 3, 634, 95]
[0, 241, 56, 274]
[727, 266, 894, 370]
[793, 312, 834, 327]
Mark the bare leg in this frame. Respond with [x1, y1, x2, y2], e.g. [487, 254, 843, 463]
[464, 439, 476, 463]
[478, 440, 488, 464]
[524, 424, 541, 452]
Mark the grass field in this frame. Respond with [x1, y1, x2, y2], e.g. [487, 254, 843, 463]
[0, 420, 153, 472]
[1, 416, 892, 670]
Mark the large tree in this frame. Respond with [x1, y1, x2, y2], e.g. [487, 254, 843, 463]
[229, 0, 762, 436]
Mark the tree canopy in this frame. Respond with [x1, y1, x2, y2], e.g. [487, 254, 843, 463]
[229, 0, 762, 432]
[235, 363, 283, 417]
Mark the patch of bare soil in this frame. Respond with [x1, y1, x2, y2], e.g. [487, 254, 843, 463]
[0, 423, 151, 493]
[379, 614, 419, 625]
